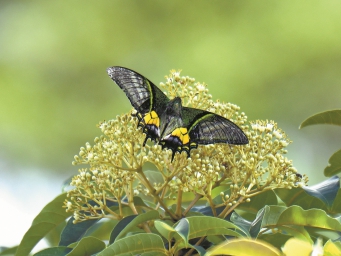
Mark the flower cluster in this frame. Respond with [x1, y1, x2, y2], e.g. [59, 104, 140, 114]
[64, 70, 308, 222]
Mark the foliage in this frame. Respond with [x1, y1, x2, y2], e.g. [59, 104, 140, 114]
[6, 72, 341, 255]
[300, 109, 341, 177]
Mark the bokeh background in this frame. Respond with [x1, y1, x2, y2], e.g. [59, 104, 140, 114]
[1, 0, 341, 249]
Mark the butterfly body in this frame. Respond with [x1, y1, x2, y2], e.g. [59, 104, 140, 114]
[107, 66, 248, 161]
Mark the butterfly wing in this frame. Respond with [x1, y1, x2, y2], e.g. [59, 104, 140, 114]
[107, 66, 169, 114]
[183, 107, 248, 145]
[107, 66, 169, 143]
[160, 107, 248, 161]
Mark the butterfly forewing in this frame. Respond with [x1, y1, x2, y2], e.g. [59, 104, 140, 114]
[107, 66, 169, 114]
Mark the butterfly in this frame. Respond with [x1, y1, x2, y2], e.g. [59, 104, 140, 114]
[107, 66, 248, 161]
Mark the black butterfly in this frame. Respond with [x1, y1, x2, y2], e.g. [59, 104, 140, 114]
[107, 67, 248, 161]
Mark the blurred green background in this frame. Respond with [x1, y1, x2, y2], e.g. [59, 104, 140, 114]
[1, 0, 341, 248]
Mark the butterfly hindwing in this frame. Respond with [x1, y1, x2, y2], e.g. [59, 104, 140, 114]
[182, 107, 249, 145]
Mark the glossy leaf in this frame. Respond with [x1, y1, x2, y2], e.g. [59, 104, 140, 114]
[260, 205, 286, 227]
[113, 210, 160, 241]
[230, 212, 252, 237]
[133, 196, 158, 212]
[155, 218, 189, 248]
[83, 219, 118, 241]
[300, 109, 341, 128]
[190, 205, 227, 218]
[206, 238, 281, 256]
[174, 218, 189, 247]
[154, 220, 176, 240]
[230, 208, 266, 238]
[33, 246, 71, 256]
[66, 236, 105, 256]
[98, 233, 167, 256]
[276, 206, 341, 231]
[249, 207, 266, 238]
[15, 193, 71, 256]
[59, 218, 99, 246]
[109, 215, 137, 244]
[186, 216, 244, 239]
[258, 205, 341, 242]
[302, 176, 339, 208]
[275, 187, 328, 211]
[325, 149, 341, 176]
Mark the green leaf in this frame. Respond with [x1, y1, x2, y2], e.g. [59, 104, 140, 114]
[259, 205, 341, 241]
[331, 189, 341, 213]
[109, 215, 137, 244]
[83, 219, 118, 241]
[324, 240, 341, 256]
[186, 216, 244, 239]
[325, 149, 341, 176]
[278, 226, 312, 243]
[154, 220, 176, 240]
[98, 233, 167, 256]
[33, 246, 71, 256]
[143, 170, 164, 185]
[230, 212, 252, 237]
[189, 205, 226, 217]
[15, 193, 71, 256]
[307, 228, 341, 241]
[114, 210, 160, 241]
[230, 208, 266, 238]
[277, 176, 340, 210]
[260, 206, 286, 227]
[258, 233, 292, 249]
[66, 236, 105, 256]
[0, 246, 17, 256]
[133, 196, 156, 209]
[299, 109, 341, 128]
[59, 218, 100, 246]
[174, 218, 190, 246]
[154, 218, 189, 248]
[302, 176, 339, 208]
[45, 221, 66, 247]
[206, 238, 281, 256]
[250, 207, 266, 238]
[236, 190, 277, 214]
[276, 206, 341, 231]
[275, 187, 328, 211]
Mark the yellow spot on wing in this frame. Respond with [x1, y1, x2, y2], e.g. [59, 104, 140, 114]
[143, 111, 160, 127]
[171, 127, 190, 144]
